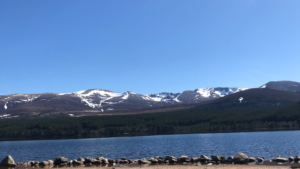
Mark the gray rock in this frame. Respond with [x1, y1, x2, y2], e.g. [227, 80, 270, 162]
[120, 160, 128, 163]
[295, 156, 300, 161]
[165, 156, 177, 162]
[0, 156, 16, 166]
[227, 156, 234, 160]
[96, 157, 103, 161]
[72, 160, 83, 165]
[128, 159, 134, 163]
[101, 158, 108, 164]
[84, 157, 95, 164]
[191, 157, 199, 162]
[148, 157, 154, 161]
[54, 157, 68, 165]
[211, 155, 221, 161]
[39, 161, 49, 166]
[108, 159, 115, 163]
[17, 162, 23, 166]
[233, 152, 249, 164]
[275, 158, 288, 163]
[151, 159, 159, 163]
[248, 157, 255, 162]
[257, 157, 264, 162]
[138, 158, 151, 164]
[199, 155, 210, 162]
[77, 158, 84, 162]
[289, 156, 294, 161]
[179, 155, 190, 162]
[92, 160, 101, 164]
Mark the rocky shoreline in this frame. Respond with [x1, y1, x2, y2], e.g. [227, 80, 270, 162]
[0, 153, 299, 168]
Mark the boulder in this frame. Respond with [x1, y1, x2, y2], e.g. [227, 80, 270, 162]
[199, 155, 210, 162]
[179, 155, 190, 162]
[138, 158, 151, 164]
[148, 157, 154, 161]
[220, 155, 225, 160]
[48, 160, 54, 164]
[233, 153, 249, 164]
[289, 157, 294, 161]
[191, 157, 199, 162]
[227, 156, 233, 160]
[165, 156, 177, 162]
[54, 157, 68, 165]
[102, 158, 109, 164]
[92, 160, 101, 164]
[295, 156, 300, 162]
[72, 160, 83, 165]
[120, 160, 128, 163]
[29, 161, 39, 166]
[84, 157, 95, 164]
[128, 159, 133, 163]
[17, 162, 23, 166]
[211, 155, 221, 161]
[248, 157, 255, 162]
[77, 158, 84, 162]
[96, 157, 103, 161]
[39, 161, 49, 166]
[158, 159, 164, 163]
[257, 157, 264, 162]
[0, 155, 16, 166]
[151, 159, 159, 163]
[108, 159, 115, 163]
[275, 158, 288, 163]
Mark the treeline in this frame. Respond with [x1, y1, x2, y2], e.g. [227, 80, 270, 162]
[1, 99, 300, 140]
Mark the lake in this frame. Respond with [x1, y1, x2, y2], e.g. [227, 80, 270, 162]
[0, 130, 299, 163]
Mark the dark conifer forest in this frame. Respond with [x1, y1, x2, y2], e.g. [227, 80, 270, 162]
[1, 95, 300, 140]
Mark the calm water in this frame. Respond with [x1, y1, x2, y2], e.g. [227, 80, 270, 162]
[0, 130, 299, 163]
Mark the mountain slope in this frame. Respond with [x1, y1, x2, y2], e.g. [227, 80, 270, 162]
[2, 88, 300, 139]
[260, 81, 300, 92]
[0, 87, 247, 119]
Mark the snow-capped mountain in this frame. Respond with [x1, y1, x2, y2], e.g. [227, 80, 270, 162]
[0, 87, 249, 119]
[1, 80, 300, 119]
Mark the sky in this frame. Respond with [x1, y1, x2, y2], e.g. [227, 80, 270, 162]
[1, 0, 300, 95]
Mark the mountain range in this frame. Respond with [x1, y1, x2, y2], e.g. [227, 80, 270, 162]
[1, 81, 299, 119]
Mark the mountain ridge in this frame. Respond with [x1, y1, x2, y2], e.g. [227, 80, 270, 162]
[1, 80, 299, 119]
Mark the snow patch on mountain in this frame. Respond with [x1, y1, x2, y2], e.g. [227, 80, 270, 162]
[239, 97, 243, 103]
[74, 89, 129, 109]
[4, 103, 7, 110]
[260, 84, 267, 88]
[147, 92, 181, 102]
[122, 92, 129, 99]
[195, 88, 248, 98]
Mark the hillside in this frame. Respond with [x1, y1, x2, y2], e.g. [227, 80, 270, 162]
[1, 88, 300, 139]
[0, 87, 247, 119]
[261, 81, 300, 92]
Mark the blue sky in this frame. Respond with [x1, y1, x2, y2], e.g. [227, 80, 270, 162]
[1, 0, 300, 95]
